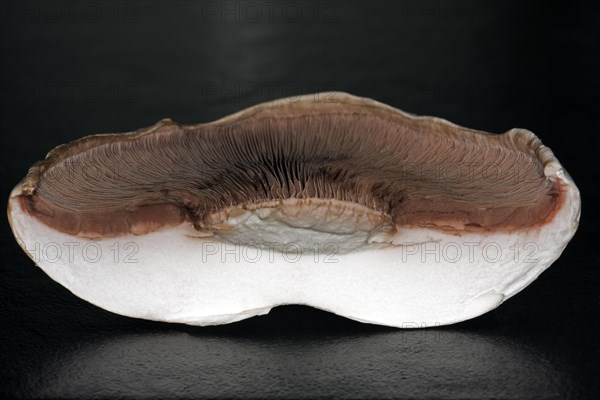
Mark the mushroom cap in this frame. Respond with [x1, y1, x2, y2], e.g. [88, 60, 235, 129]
[7, 92, 581, 327]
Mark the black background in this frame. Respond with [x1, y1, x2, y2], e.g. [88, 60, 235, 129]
[1, 1, 599, 399]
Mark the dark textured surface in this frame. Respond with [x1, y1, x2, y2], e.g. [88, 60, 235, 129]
[1, 1, 599, 399]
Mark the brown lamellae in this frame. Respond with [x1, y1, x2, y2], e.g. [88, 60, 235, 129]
[15, 95, 561, 238]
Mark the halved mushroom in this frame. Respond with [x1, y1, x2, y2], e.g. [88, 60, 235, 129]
[7, 92, 580, 327]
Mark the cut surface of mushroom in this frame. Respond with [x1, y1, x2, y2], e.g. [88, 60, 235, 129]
[8, 92, 580, 327]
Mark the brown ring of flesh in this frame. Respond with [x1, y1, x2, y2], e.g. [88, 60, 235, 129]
[14, 93, 562, 239]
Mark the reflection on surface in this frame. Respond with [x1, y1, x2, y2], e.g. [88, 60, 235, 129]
[29, 306, 573, 399]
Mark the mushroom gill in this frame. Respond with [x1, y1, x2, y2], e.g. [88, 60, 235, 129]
[17, 93, 560, 241]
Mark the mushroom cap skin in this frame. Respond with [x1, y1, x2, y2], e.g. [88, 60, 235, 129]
[7, 92, 580, 328]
